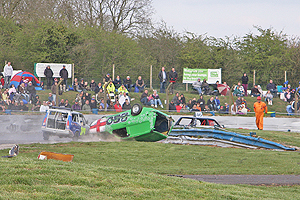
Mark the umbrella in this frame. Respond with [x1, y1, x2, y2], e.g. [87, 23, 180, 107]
[10, 71, 40, 87]
[217, 84, 230, 96]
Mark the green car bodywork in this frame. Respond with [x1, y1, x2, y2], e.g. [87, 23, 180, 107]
[90, 105, 174, 142]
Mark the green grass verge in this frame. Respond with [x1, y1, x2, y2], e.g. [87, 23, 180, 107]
[1, 128, 300, 199]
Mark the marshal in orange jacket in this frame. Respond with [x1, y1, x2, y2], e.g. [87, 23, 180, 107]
[253, 101, 268, 130]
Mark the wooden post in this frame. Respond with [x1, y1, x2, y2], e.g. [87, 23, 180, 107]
[103, 81, 110, 111]
[112, 64, 115, 81]
[150, 65, 153, 89]
[253, 70, 256, 86]
[56, 79, 64, 106]
[166, 83, 173, 111]
[295, 88, 299, 113]
[72, 63, 75, 87]
[285, 71, 287, 87]
[186, 83, 188, 92]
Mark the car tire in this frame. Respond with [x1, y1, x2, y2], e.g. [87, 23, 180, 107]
[72, 131, 80, 141]
[43, 132, 49, 140]
[131, 103, 143, 116]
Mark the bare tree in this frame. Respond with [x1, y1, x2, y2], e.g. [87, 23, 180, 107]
[105, 0, 153, 33]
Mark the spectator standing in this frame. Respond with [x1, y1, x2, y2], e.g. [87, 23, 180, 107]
[241, 73, 249, 96]
[158, 67, 168, 93]
[135, 76, 145, 92]
[168, 67, 178, 94]
[51, 82, 57, 102]
[44, 65, 53, 90]
[3, 62, 13, 89]
[266, 80, 277, 97]
[59, 65, 68, 92]
[192, 78, 202, 94]
[254, 96, 268, 130]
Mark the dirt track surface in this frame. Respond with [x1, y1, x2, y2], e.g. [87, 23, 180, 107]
[179, 175, 300, 185]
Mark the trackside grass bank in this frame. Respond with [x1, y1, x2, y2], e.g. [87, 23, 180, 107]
[1, 132, 300, 200]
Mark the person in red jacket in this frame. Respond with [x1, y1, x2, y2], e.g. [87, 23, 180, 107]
[168, 67, 178, 94]
[253, 96, 268, 130]
[114, 100, 122, 112]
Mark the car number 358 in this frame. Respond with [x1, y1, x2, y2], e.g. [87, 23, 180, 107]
[106, 112, 129, 125]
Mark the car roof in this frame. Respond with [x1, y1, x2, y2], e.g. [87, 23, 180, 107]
[177, 116, 217, 121]
[48, 109, 82, 115]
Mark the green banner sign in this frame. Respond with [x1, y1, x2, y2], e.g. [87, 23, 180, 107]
[182, 68, 222, 84]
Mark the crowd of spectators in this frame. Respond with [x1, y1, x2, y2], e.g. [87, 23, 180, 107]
[2, 62, 300, 115]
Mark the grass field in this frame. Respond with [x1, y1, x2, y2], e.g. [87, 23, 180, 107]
[1, 128, 300, 199]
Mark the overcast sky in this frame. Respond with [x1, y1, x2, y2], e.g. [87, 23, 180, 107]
[152, 0, 300, 39]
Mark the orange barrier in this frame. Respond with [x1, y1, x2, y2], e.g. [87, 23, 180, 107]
[38, 151, 74, 162]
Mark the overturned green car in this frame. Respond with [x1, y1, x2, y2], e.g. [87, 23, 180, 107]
[89, 104, 174, 142]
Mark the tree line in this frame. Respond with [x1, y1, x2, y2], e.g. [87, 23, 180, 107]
[1, 0, 300, 89]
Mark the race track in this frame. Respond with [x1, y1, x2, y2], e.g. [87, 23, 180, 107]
[1, 114, 300, 145]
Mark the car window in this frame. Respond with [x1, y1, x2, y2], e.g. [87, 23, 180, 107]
[46, 111, 56, 128]
[79, 114, 86, 126]
[176, 118, 195, 126]
[72, 113, 79, 123]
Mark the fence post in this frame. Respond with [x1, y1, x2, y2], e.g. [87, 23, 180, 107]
[166, 83, 173, 111]
[150, 65, 153, 89]
[253, 70, 255, 86]
[112, 64, 115, 81]
[285, 71, 287, 87]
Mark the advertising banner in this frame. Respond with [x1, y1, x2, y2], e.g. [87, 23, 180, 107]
[182, 68, 221, 84]
[34, 63, 72, 78]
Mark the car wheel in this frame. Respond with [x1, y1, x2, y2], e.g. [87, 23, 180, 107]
[72, 131, 80, 141]
[131, 103, 143, 116]
[43, 132, 49, 140]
